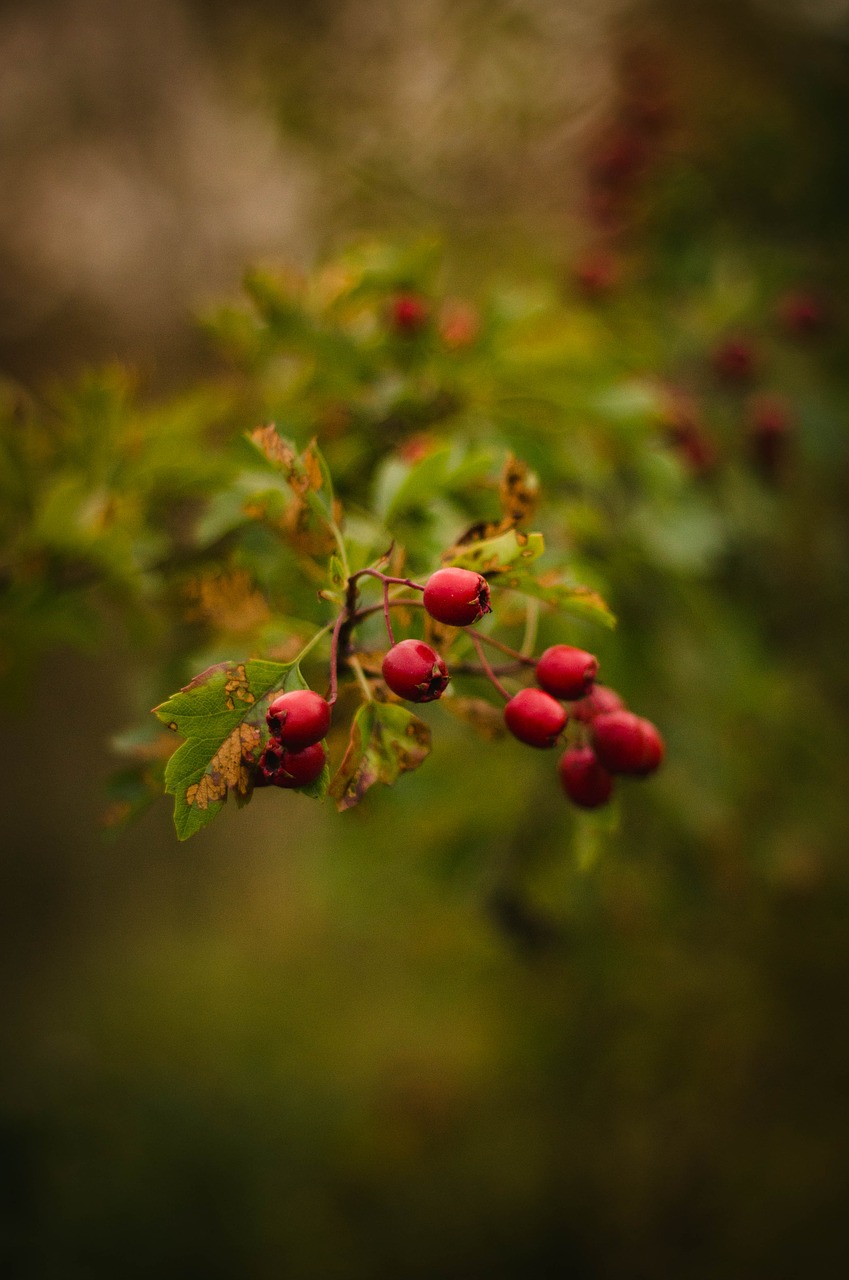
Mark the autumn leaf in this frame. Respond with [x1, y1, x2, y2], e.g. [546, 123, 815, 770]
[329, 702, 431, 811]
[153, 658, 305, 839]
[444, 527, 545, 575]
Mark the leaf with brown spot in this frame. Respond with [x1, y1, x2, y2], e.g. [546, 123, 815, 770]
[329, 702, 431, 812]
[499, 453, 539, 525]
[444, 527, 545, 575]
[153, 658, 306, 839]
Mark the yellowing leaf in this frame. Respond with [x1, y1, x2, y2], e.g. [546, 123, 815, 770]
[329, 702, 431, 811]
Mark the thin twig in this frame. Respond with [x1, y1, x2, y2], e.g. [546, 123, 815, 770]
[470, 632, 512, 701]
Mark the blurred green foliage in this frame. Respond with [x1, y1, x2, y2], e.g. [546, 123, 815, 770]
[3, 3, 849, 1277]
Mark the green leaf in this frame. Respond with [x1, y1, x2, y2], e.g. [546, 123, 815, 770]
[499, 572, 616, 629]
[153, 659, 306, 839]
[446, 528, 545, 575]
[329, 701, 431, 811]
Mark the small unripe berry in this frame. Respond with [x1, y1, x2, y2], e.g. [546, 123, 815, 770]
[423, 567, 491, 627]
[266, 689, 331, 751]
[592, 710, 664, 775]
[570, 685, 625, 723]
[535, 645, 599, 700]
[504, 687, 567, 749]
[260, 740, 327, 789]
[558, 746, 614, 808]
[390, 291, 429, 335]
[382, 639, 449, 702]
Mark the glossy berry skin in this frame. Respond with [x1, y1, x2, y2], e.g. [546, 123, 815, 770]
[391, 292, 429, 335]
[260, 740, 327, 789]
[558, 746, 614, 809]
[536, 645, 599, 700]
[592, 710, 664, 776]
[633, 717, 665, 776]
[423, 567, 491, 627]
[382, 639, 449, 703]
[266, 689, 331, 751]
[571, 685, 625, 723]
[504, 687, 567, 749]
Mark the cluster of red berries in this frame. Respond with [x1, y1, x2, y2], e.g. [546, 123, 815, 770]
[378, 566, 663, 810]
[251, 564, 663, 809]
[255, 688, 330, 789]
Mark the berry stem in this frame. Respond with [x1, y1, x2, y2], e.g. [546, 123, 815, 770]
[470, 632, 512, 700]
[521, 597, 540, 659]
[326, 606, 349, 707]
[473, 631, 536, 666]
[382, 580, 396, 646]
[348, 654, 374, 702]
[349, 567, 427, 592]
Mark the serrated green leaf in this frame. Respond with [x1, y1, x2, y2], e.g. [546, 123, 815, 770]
[499, 572, 616, 629]
[446, 528, 545, 575]
[329, 702, 431, 811]
[153, 659, 306, 839]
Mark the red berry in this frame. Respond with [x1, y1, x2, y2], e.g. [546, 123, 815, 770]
[712, 337, 757, 384]
[592, 710, 664, 775]
[504, 687, 567, 749]
[536, 645, 599, 700]
[439, 300, 480, 349]
[558, 746, 614, 808]
[574, 250, 619, 299]
[260, 740, 327, 789]
[382, 639, 449, 703]
[390, 292, 429, 335]
[571, 685, 625, 723]
[747, 393, 793, 478]
[423, 567, 492, 627]
[266, 689, 331, 750]
[778, 290, 828, 338]
[634, 718, 664, 775]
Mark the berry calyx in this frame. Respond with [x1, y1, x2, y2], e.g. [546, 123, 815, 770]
[266, 689, 331, 751]
[592, 710, 664, 775]
[558, 746, 614, 808]
[382, 639, 449, 703]
[423, 567, 492, 627]
[535, 645, 599, 700]
[504, 687, 567, 749]
[259, 740, 327, 789]
[570, 685, 625, 723]
[390, 291, 429, 335]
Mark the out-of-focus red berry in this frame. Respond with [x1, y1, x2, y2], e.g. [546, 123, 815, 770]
[713, 337, 757, 384]
[390, 292, 429, 335]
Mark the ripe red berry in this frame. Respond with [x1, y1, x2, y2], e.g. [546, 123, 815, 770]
[423, 567, 492, 627]
[592, 710, 664, 775]
[382, 639, 449, 703]
[535, 645, 599, 700]
[574, 249, 619, 299]
[266, 689, 331, 751]
[260, 740, 327, 789]
[712, 337, 756, 384]
[558, 746, 614, 808]
[570, 685, 625, 723]
[747, 393, 793, 478]
[504, 687, 567, 749]
[778, 290, 828, 338]
[390, 291, 429, 335]
[634, 717, 664, 776]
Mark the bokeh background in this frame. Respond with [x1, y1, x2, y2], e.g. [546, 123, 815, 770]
[3, 0, 849, 1275]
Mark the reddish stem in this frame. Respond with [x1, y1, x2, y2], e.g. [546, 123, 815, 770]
[470, 632, 512, 701]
